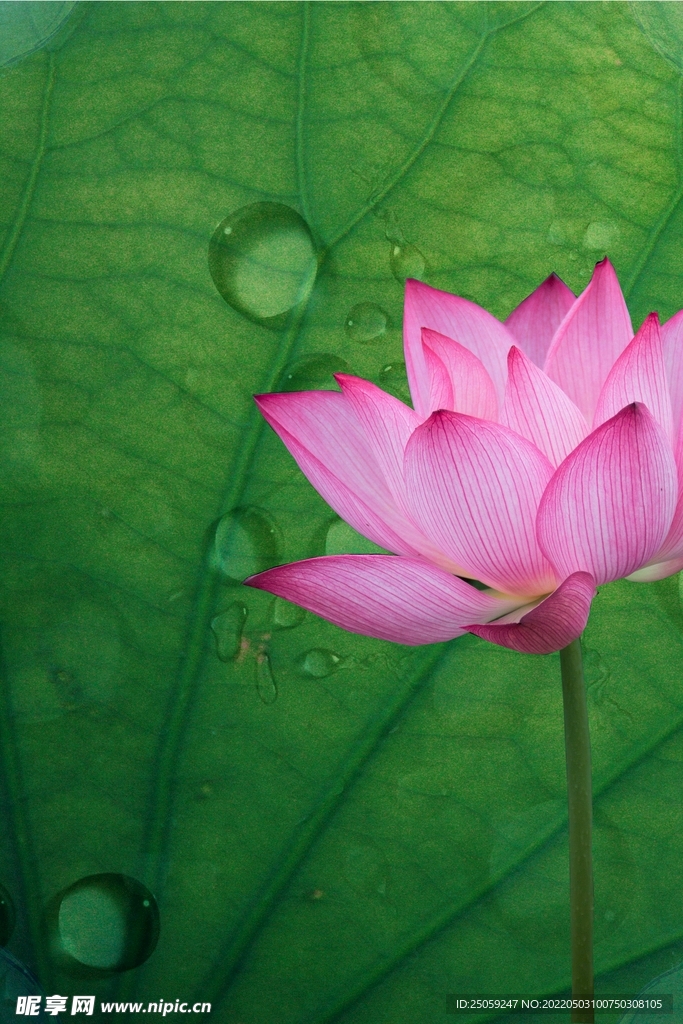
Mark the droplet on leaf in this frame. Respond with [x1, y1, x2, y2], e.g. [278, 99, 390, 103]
[213, 507, 282, 582]
[390, 242, 425, 283]
[301, 648, 340, 678]
[256, 652, 277, 704]
[52, 873, 159, 974]
[208, 202, 317, 323]
[272, 597, 305, 629]
[344, 302, 389, 343]
[211, 603, 247, 661]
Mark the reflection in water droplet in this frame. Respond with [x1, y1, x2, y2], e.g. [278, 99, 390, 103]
[54, 873, 159, 974]
[208, 202, 317, 323]
[273, 596, 305, 629]
[325, 519, 389, 555]
[301, 648, 340, 678]
[211, 603, 247, 662]
[213, 507, 282, 582]
[390, 242, 426, 283]
[282, 353, 351, 392]
[0, 884, 15, 945]
[377, 362, 412, 406]
[256, 652, 277, 704]
[344, 303, 389, 344]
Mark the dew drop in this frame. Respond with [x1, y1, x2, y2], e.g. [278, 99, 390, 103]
[344, 302, 389, 344]
[211, 603, 247, 661]
[256, 652, 277, 705]
[325, 519, 389, 555]
[52, 873, 159, 974]
[282, 353, 351, 391]
[390, 242, 425, 283]
[377, 361, 412, 406]
[208, 202, 317, 323]
[301, 648, 340, 678]
[213, 506, 282, 582]
[0, 884, 15, 945]
[272, 596, 305, 629]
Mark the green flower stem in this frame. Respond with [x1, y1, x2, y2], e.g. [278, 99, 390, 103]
[560, 637, 594, 1024]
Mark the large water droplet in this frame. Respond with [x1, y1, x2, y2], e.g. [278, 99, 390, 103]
[256, 652, 277, 705]
[344, 303, 389, 344]
[272, 596, 305, 629]
[377, 361, 412, 406]
[213, 507, 282, 582]
[282, 353, 351, 392]
[301, 648, 340, 678]
[325, 519, 389, 555]
[208, 202, 317, 324]
[390, 242, 426, 283]
[211, 603, 247, 661]
[52, 874, 159, 975]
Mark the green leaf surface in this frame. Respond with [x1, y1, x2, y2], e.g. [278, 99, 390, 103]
[2, 3, 683, 1022]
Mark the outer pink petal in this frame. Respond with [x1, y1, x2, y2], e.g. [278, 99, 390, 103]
[593, 312, 674, 445]
[505, 273, 576, 368]
[255, 391, 428, 559]
[332, 374, 463, 571]
[661, 308, 683, 438]
[627, 556, 683, 582]
[544, 258, 633, 422]
[468, 571, 595, 654]
[422, 328, 498, 420]
[501, 346, 589, 467]
[536, 403, 677, 586]
[245, 555, 523, 646]
[403, 279, 514, 418]
[404, 410, 557, 596]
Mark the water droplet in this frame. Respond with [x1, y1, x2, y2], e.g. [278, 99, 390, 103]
[377, 361, 412, 406]
[208, 202, 317, 324]
[52, 873, 159, 974]
[325, 519, 389, 555]
[390, 242, 425, 283]
[211, 603, 247, 661]
[0, 884, 15, 945]
[344, 302, 389, 344]
[272, 596, 305, 629]
[213, 506, 282, 582]
[282, 353, 351, 392]
[301, 648, 340, 678]
[256, 652, 277, 705]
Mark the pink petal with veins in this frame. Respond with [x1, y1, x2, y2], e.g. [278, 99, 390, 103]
[502, 346, 589, 467]
[537, 403, 677, 585]
[593, 312, 673, 446]
[422, 328, 498, 420]
[246, 555, 522, 645]
[468, 571, 595, 654]
[403, 279, 513, 418]
[404, 410, 556, 596]
[505, 273, 576, 368]
[544, 258, 633, 421]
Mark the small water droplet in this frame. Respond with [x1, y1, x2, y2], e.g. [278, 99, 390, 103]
[272, 596, 305, 629]
[301, 648, 340, 678]
[256, 652, 277, 704]
[208, 202, 317, 324]
[52, 873, 159, 974]
[211, 603, 247, 661]
[282, 353, 351, 392]
[377, 361, 412, 406]
[325, 519, 389, 555]
[390, 242, 425, 283]
[344, 302, 389, 344]
[213, 507, 282, 582]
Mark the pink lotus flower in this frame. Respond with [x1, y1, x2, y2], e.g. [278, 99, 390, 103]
[246, 258, 683, 655]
